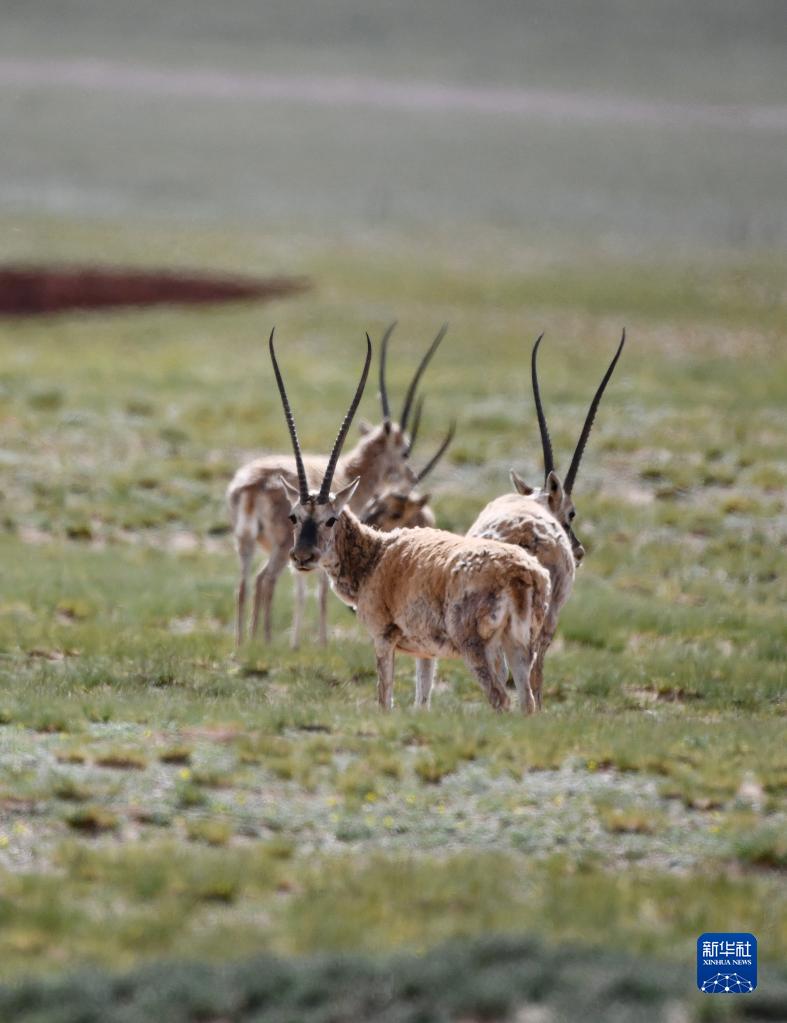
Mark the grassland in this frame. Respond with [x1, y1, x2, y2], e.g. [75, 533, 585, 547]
[0, 213, 785, 1022]
[0, 1, 784, 1016]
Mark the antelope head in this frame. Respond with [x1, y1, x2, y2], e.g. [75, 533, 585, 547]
[270, 329, 372, 572]
[355, 322, 448, 486]
[361, 417, 456, 531]
[510, 330, 626, 565]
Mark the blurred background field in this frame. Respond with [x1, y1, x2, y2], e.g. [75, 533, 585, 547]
[0, 3, 785, 1020]
[1, 0, 787, 247]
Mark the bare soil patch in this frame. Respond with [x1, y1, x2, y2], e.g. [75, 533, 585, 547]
[0, 265, 309, 316]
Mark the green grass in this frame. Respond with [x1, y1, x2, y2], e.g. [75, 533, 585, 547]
[1, 5, 785, 1005]
[0, 216, 785, 992]
[3, 934, 785, 1023]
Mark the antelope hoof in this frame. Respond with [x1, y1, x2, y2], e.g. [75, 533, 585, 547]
[490, 689, 510, 713]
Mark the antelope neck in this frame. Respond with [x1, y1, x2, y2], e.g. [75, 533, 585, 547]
[325, 511, 387, 604]
[340, 439, 390, 509]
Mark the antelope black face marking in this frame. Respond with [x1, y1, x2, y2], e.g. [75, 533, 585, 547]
[298, 517, 318, 547]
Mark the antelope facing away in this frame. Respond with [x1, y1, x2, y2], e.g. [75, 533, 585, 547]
[271, 333, 552, 713]
[467, 330, 626, 709]
[360, 418, 456, 531]
[227, 323, 447, 648]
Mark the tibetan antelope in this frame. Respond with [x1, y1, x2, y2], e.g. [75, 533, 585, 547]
[270, 333, 551, 713]
[467, 330, 626, 709]
[227, 323, 447, 648]
[360, 418, 456, 531]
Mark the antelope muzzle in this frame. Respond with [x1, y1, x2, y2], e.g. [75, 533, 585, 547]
[568, 526, 585, 564]
[290, 519, 320, 572]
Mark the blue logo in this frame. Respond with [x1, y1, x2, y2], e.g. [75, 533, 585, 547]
[697, 933, 757, 993]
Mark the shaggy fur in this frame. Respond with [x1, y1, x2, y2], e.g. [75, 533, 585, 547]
[360, 489, 435, 531]
[227, 421, 412, 647]
[467, 485, 576, 710]
[290, 501, 551, 713]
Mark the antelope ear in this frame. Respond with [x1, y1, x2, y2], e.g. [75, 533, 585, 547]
[401, 463, 418, 485]
[417, 493, 431, 507]
[357, 419, 372, 436]
[279, 474, 302, 504]
[333, 476, 361, 515]
[510, 469, 534, 496]
[545, 470, 564, 513]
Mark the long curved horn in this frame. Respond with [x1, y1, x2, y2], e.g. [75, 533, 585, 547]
[405, 395, 425, 456]
[531, 332, 554, 484]
[414, 420, 456, 486]
[378, 321, 396, 422]
[400, 323, 448, 431]
[268, 328, 309, 502]
[563, 329, 626, 496]
[318, 333, 373, 502]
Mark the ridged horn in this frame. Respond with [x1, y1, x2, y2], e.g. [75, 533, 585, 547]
[531, 332, 554, 484]
[318, 333, 373, 502]
[405, 395, 425, 456]
[268, 328, 309, 502]
[414, 420, 456, 486]
[378, 321, 396, 422]
[400, 324, 448, 431]
[563, 329, 626, 496]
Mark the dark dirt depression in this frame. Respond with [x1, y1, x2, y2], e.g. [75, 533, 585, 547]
[0, 266, 310, 316]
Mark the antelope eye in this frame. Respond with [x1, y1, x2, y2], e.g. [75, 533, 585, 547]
[569, 511, 576, 521]
[391, 513, 402, 521]
[325, 517, 337, 527]
[288, 514, 297, 524]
